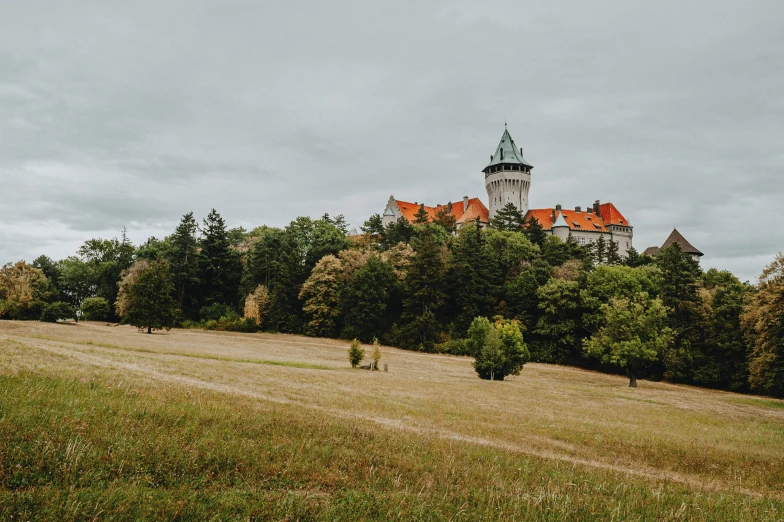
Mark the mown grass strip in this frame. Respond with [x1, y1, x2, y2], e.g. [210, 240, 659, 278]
[30, 335, 332, 370]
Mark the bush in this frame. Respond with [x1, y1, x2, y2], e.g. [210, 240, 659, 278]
[371, 338, 382, 370]
[435, 339, 470, 356]
[200, 303, 237, 323]
[221, 317, 259, 333]
[81, 297, 111, 321]
[40, 302, 75, 323]
[348, 339, 365, 368]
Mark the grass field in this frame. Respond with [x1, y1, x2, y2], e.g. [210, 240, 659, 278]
[1, 321, 783, 520]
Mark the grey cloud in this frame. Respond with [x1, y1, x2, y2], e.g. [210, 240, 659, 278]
[1, 0, 782, 283]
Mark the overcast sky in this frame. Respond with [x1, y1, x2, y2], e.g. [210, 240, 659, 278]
[1, 1, 782, 282]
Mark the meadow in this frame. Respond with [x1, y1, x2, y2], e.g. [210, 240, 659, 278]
[1, 320, 783, 521]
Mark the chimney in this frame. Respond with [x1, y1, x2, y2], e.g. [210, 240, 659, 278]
[555, 203, 562, 212]
[520, 147, 523, 156]
[551, 209, 556, 219]
[587, 206, 593, 214]
[463, 196, 469, 213]
[593, 200, 600, 216]
[575, 206, 581, 213]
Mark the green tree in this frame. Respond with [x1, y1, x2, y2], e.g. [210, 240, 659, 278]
[742, 254, 784, 397]
[400, 225, 447, 351]
[692, 269, 751, 391]
[348, 338, 365, 368]
[433, 206, 457, 233]
[414, 204, 429, 224]
[468, 317, 530, 380]
[583, 292, 673, 387]
[606, 239, 621, 265]
[199, 209, 243, 310]
[0, 261, 50, 320]
[383, 217, 413, 249]
[299, 255, 344, 337]
[40, 301, 75, 323]
[490, 203, 525, 232]
[523, 216, 547, 247]
[81, 296, 111, 321]
[341, 255, 400, 342]
[532, 278, 582, 363]
[447, 223, 499, 334]
[594, 235, 607, 265]
[167, 212, 200, 317]
[116, 259, 177, 334]
[56, 257, 96, 310]
[623, 247, 654, 268]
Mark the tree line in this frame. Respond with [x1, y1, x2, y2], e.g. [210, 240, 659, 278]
[1, 203, 782, 395]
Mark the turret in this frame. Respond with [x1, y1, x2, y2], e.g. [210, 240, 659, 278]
[484, 124, 533, 220]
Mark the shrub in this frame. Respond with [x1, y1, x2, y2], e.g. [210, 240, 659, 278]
[200, 303, 236, 323]
[221, 317, 259, 333]
[435, 339, 470, 356]
[371, 338, 382, 370]
[40, 302, 75, 323]
[348, 339, 365, 368]
[81, 297, 111, 321]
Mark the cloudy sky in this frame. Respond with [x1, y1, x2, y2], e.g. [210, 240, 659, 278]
[1, 1, 782, 281]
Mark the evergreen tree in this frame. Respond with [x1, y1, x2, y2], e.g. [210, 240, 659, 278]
[447, 223, 499, 334]
[623, 247, 654, 268]
[523, 216, 547, 247]
[383, 217, 413, 248]
[433, 206, 457, 233]
[341, 255, 400, 342]
[167, 212, 200, 317]
[490, 203, 525, 232]
[361, 214, 384, 236]
[401, 225, 447, 351]
[414, 204, 429, 224]
[532, 278, 582, 364]
[606, 239, 621, 265]
[198, 209, 243, 310]
[116, 259, 177, 334]
[594, 235, 607, 265]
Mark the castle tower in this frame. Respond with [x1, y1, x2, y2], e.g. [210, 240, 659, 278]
[484, 125, 533, 220]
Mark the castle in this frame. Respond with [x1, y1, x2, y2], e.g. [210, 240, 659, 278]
[382, 125, 635, 257]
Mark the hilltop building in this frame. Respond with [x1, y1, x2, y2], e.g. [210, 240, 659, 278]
[644, 229, 703, 261]
[383, 124, 634, 257]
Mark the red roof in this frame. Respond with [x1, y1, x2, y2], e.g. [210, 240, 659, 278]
[395, 198, 489, 225]
[525, 202, 629, 233]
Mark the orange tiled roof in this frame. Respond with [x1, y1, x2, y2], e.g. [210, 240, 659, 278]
[525, 203, 629, 233]
[394, 198, 489, 225]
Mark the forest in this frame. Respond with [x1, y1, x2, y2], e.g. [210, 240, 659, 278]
[1, 203, 782, 396]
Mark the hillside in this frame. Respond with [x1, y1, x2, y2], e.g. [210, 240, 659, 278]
[1, 321, 783, 520]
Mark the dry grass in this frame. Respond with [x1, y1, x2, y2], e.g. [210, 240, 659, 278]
[1, 320, 783, 520]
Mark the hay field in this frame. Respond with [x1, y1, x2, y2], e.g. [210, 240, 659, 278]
[1, 320, 783, 520]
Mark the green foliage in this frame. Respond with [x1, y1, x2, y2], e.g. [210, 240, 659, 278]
[583, 293, 673, 387]
[299, 255, 343, 337]
[400, 225, 447, 351]
[414, 203, 429, 224]
[200, 302, 237, 323]
[523, 215, 548, 247]
[532, 278, 582, 363]
[371, 338, 382, 369]
[40, 301, 75, 323]
[469, 317, 530, 380]
[117, 259, 178, 334]
[198, 209, 243, 312]
[166, 212, 200, 318]
[341, 255, 400, 342]
[490, 203, 525, 232]
[80, 297, 111, 321]
[743, 254, 784, 397]
[348, 338, 365, 368]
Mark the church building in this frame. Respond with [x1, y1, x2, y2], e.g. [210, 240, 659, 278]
[383, 125, 634, 257]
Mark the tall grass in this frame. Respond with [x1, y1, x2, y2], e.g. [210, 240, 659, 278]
[1, 369, 782, 521]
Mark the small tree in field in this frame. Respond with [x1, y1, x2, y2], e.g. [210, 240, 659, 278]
[348, 338, 365, 368]
[583, 292, 673, 387]
[116, 259, 177, 334]
[371, 338, 382, 370]
[243, 285, 270, 326]
[81, 296, 111, 321]
[468, 317, 529, 380]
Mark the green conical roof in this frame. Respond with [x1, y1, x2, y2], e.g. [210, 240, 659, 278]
[485, 126, 533, 170]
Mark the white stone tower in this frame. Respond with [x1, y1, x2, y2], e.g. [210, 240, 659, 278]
[484, 124, 533, 220]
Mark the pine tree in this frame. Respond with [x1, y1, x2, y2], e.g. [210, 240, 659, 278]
[433, 206, 457, 233]
[167, 212, 200, 317]
[595, 235, 607, 265]
[198, 209, 243, 310]
[606, 239, 621, 265]
[490, 203, 525, 232]
[414, 204, 429, 224]
[523, 216, 547, 247]
[401, 225, 447, 351]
